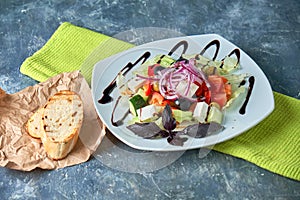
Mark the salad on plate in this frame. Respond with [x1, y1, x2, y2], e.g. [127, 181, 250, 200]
[107, 43, 252, 146]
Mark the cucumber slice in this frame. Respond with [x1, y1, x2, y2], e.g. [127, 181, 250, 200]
[129, 95, 147, 116]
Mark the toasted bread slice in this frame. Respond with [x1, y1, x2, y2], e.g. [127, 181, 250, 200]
[41, 90, 83, 160]
[25, 107, 44, 139]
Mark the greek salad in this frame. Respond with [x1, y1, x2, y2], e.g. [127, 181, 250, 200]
[115, 52, 250, 146]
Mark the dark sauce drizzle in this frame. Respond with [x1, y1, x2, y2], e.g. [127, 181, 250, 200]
[239, 76, 255, 115]
[168, 40, 188, 57]
[98, 51, 151, 104]
[219, 48, 240, 69]
[238, 80, 246, 87]
[158, 40, 189, 63]
[111, 96, 129, 126]
[198, 39, 220, 61]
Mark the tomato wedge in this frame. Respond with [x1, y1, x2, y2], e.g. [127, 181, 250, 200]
[195, 81, 211, 104]
[143, 80, 152, 96]
[225, 83, 232, 100]
[148, 91, 164, 105]
[208, 75, 228, 108]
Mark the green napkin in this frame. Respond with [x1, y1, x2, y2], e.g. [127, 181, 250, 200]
[214, 92, 300, 181]
[20, 22, 300, 181]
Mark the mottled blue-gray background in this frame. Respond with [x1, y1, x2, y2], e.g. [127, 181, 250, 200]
[0, 0, 299, 199]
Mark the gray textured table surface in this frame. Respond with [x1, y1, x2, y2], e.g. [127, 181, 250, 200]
[0, 0, 299, 199]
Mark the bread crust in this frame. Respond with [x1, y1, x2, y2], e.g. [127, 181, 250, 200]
[41, 128, 79, 160]
[0, 87, 5, 98]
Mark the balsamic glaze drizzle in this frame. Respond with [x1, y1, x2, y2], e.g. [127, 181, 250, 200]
[98, 51, 151, 104]
[239, 80, 246, 87]
[219, 48, 240, 69]
[239, 76, 255, 115]
[199, 39, 220, 61]
[111, 96, 130, 126]
[157, 40, 189, 64]
[168, 40, 188, 57]
[228, 48, 241, 64]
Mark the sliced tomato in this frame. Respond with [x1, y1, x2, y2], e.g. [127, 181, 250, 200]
[208, 75, 224, 93]
[204, 90, 211, 104]
[148, 92, 178, 108]
[212, 93, 227, 108]
[224, 83, 232, 100]
[148, 91, 164, 105]
[143, 80, 152, 96]
[148, 65, 155, 76]
[194, 81, 203, 96]
[210, 75, 231, 101]
[194, 81, 211, 104]
[208, 75, 227, 108]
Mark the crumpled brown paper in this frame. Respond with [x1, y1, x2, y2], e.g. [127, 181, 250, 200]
[0, 71, 105, 171]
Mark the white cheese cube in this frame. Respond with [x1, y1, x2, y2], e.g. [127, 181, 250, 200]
[127, 78, 146, 93]
[193, 102, 209, 123]
[176, 81, 199, 97]
[137, 104, 157, 121]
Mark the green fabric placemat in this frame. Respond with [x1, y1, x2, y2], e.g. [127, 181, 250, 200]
[20, 22, 300, 181]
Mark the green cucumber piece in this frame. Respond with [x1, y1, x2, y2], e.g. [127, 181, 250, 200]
[129, 94, 147, 116]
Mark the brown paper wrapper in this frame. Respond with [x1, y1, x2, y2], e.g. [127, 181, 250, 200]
[0, 71, 105, 171]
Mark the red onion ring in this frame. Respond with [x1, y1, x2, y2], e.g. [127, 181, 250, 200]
[136, 59, 210, 101]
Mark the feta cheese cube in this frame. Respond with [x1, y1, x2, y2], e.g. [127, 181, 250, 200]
[176, 81, 199, 97]
[193, 102, 209, 123]
[137, 104, 157, 121]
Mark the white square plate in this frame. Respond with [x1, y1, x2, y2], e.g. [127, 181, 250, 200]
[91, 34, 274, 151]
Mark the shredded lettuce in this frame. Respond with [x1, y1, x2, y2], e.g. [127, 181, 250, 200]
[127, 115, 159, 124]
[133, 54, 175, 75]
[224, 86, 246, 108]
[222, 73, 249, 108]
[223, 73, 249, 92]
[182, 54, 240, 75]
[116, 73, 133, 96]
[172, 109, 193, 123]
[182, 54, 222, 68]
[224, 73, 249, 84]
[154, 117, 164, 130]
[218, 56, 240, 74]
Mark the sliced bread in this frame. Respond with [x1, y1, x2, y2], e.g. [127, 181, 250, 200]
[41, 90, 84, 160]
[25, 107, 44, 139]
